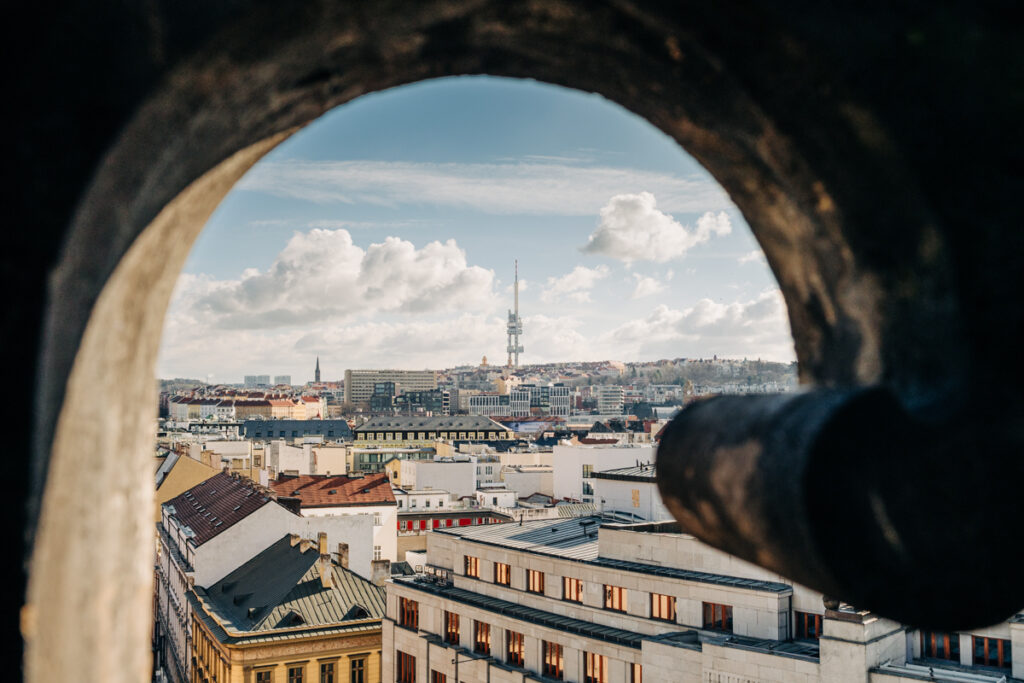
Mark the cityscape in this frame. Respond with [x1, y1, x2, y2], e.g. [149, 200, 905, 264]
[147, 75, 1017, 683]
[154, 269, 1019, 683]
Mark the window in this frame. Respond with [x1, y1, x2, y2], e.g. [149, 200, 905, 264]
[473, 621, 491, 655]
[631, 664, 643, 683]
[583, 652, 608, 683]
[506, 630, 524, 667]
[703, 602, 733, 632]
[464, 555, 479, 578]
[257, 671, 273, 683]
[494, 562, 511, 585]
[373, 513, 381, 526]
[921, 630, 960, 661]
[424, 500, 430, 508]
[526, 569, 545, 594]
[350, 658, 365, 683]
[795, 611, 822, 639]
[651, 593, 676, 622]
[429, 672, 446, 683]
[373, 545, 382, 561]
[604, 585, 627, 612]
[973, 636, 1011, 669]
[396, 651, 415, 683]
[563, 577, 583, 603]
[288, 666, 303, 683]
[443, 610, 460, 644]
[582, 464, 594, 478]
[319, 662, 335, 683]
[398, 597, 419, 629]
[542, 641, 563, 679]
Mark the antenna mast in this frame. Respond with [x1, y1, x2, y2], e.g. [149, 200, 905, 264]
[506, 260, 524, 368]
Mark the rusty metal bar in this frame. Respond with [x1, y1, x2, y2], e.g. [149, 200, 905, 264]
[656, 389, 1024, 629]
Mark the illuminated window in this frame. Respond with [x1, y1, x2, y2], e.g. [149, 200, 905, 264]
[563, 577, 583, 603]
[526, 569, 545, 594]
[650, 593, 676, 622]
[921, 631, 960, 661]
[583, 652, 608, 683]
[604, 585, 627, 612]
[494, 562, 511, 586]
[506, 630, 524, 667]
[795, 611, 822, 639]
[396, 651, 415, 683]
[473, 621, 491, 655]
[464, 555, 479, 578]
[703, 602, 733, 632]
[443, 611, 459, 645]
[973, 636, 1011, 669]
[398, 597, 419, 629]
[542, 641, 563, 679]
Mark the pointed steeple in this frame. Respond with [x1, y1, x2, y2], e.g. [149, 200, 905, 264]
[314, 356, 321, 383]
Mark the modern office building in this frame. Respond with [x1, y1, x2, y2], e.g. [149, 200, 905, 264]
[595, 385, 625, 415]
[384, 517, 1024, 683]
[345, 369, 438, 405]
[243, 374, 271, 388]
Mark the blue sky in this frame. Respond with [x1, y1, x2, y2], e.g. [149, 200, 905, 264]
[158, 76, 793, 383]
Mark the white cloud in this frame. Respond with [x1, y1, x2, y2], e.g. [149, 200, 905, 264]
[166, 228, 496, 331]
[581, 193, 732, 263]
[540, 265, 610, 303]
[235, 160, 732, 215]
[738, 250, 767, 265]
[603, 289, 794, 360]
[631, 274, 666, 299]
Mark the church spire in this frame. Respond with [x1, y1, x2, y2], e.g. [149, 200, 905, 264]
[314, 356, 321, 383]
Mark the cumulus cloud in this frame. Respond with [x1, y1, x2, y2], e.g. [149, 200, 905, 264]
[166, 229, 496, 331]
[540, 265, 610, 303]
[631, 274, 666, 299]
[603, 289, 794, 360]
[235, 160, 733, 215]
[581, 192, 732, 263]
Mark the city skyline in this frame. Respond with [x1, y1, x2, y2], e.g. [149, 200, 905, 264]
[157, 76, 794, 383]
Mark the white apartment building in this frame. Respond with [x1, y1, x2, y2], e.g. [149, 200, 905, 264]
[383, 517, 1024, 683]
[400, 458, 479, 499]
[552, 443, 654, 503]
[393, 488, 456, 512]
[501, 465, 554, 498]
[596, 385, 625, 414]
[592, 464, 673, 523]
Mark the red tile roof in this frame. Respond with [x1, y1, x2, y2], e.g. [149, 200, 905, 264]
[269, 473, 396, 508]
[164, 472, 274, 546]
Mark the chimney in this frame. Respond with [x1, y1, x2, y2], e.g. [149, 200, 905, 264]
[371, 559, 391, 586]
[336, 543, 349, 570]
[318, 532, 332, 588]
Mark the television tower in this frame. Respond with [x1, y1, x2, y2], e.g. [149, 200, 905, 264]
[506, 260, 524, 368]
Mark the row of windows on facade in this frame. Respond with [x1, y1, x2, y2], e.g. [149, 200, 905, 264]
[232, 656, 367, 683]
[398, 517, 498, 531]
[920, 631, 1013, 670]
[250, 430, 340, 438]
[395, 638, 640, 683]
[462, 555, 731, 630]
[358, 431, 505, 441]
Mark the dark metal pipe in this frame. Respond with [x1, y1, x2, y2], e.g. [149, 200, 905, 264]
[656, 388, 1024, 629]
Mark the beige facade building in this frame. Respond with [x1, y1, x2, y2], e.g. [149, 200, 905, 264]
[384, 517, 1023, 683]
[344, 369, 438, 405]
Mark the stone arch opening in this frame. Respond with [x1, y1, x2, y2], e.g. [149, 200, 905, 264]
[20, 3, 1016, 682]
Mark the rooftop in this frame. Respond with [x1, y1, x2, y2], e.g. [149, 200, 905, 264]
[191, 535, 384, 644]
[355, 416, 512, 432]
[164, 471, 272, 546]
[592, 464, 657, 481]
[269, 473, 396, 507]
